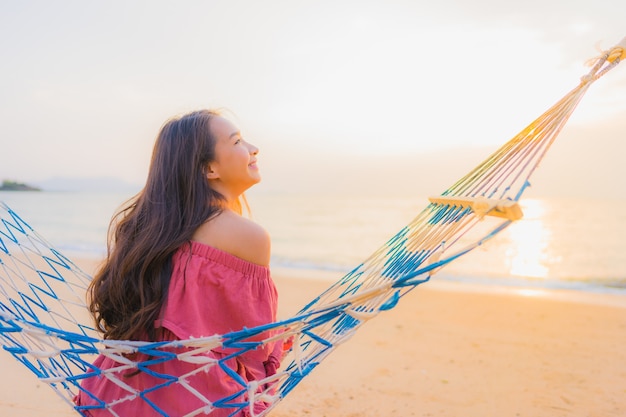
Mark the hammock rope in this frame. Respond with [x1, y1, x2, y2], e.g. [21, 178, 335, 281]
[0, 38, 623, 417]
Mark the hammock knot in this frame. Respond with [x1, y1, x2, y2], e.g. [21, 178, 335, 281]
[608, 48, 625, 63]
[607, 36, 626, 63]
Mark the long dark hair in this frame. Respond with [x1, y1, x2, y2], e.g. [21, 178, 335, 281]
[88, 109, 224, 341]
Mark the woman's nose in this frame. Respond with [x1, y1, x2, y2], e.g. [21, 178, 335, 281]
[248, 142, 259, 155]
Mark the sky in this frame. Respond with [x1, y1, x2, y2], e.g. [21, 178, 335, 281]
[1, 0, 625, 198]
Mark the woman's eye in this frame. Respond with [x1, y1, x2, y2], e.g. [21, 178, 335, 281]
[234, 139, 241, 145]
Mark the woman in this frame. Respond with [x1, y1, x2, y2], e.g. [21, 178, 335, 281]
[75, 110, 284, 416]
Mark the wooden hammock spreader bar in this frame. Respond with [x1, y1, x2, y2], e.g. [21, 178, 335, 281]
[428, 196, 524, 221]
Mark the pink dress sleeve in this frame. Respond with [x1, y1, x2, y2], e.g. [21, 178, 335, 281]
[159, 241, 280, 377]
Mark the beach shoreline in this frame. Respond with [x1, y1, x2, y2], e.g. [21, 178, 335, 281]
[1, 260, 624, 416]
[272, 265, 626, 309]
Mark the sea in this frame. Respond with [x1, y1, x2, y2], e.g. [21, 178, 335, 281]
[1, 190, 625, 297]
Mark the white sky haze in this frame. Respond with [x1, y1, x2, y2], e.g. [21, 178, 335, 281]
[1, 0, 625, 198]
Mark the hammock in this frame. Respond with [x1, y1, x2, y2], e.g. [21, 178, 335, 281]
[1, 38, 624, 417]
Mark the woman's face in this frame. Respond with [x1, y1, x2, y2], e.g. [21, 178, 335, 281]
[206, 116, 261, 198]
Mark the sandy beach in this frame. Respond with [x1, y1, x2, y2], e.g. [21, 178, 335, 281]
[1, 262, 625, 417]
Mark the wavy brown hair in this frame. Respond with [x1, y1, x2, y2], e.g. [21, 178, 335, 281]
[88, 109, 224, 341]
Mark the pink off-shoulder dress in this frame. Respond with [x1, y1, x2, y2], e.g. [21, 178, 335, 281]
[75, 241, 281, 417]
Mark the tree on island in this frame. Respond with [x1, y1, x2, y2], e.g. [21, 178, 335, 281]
[0, 180, 41, 191]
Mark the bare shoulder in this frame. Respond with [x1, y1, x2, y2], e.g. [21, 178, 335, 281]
[193, 210, 271, 267]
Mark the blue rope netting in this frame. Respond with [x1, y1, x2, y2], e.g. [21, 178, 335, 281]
[0, 43, 622, 417]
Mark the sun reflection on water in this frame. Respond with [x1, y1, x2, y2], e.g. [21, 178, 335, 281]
[506, 199, 552, 279]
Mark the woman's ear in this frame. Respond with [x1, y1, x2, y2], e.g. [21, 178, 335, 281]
[205, 163, 220, 180]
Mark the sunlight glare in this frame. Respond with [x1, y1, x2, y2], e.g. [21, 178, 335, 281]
[514, 288, 550, 298]
[506, 199, 550, 279]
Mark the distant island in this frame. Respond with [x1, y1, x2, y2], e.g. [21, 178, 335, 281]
[0, 180, 41, 191]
